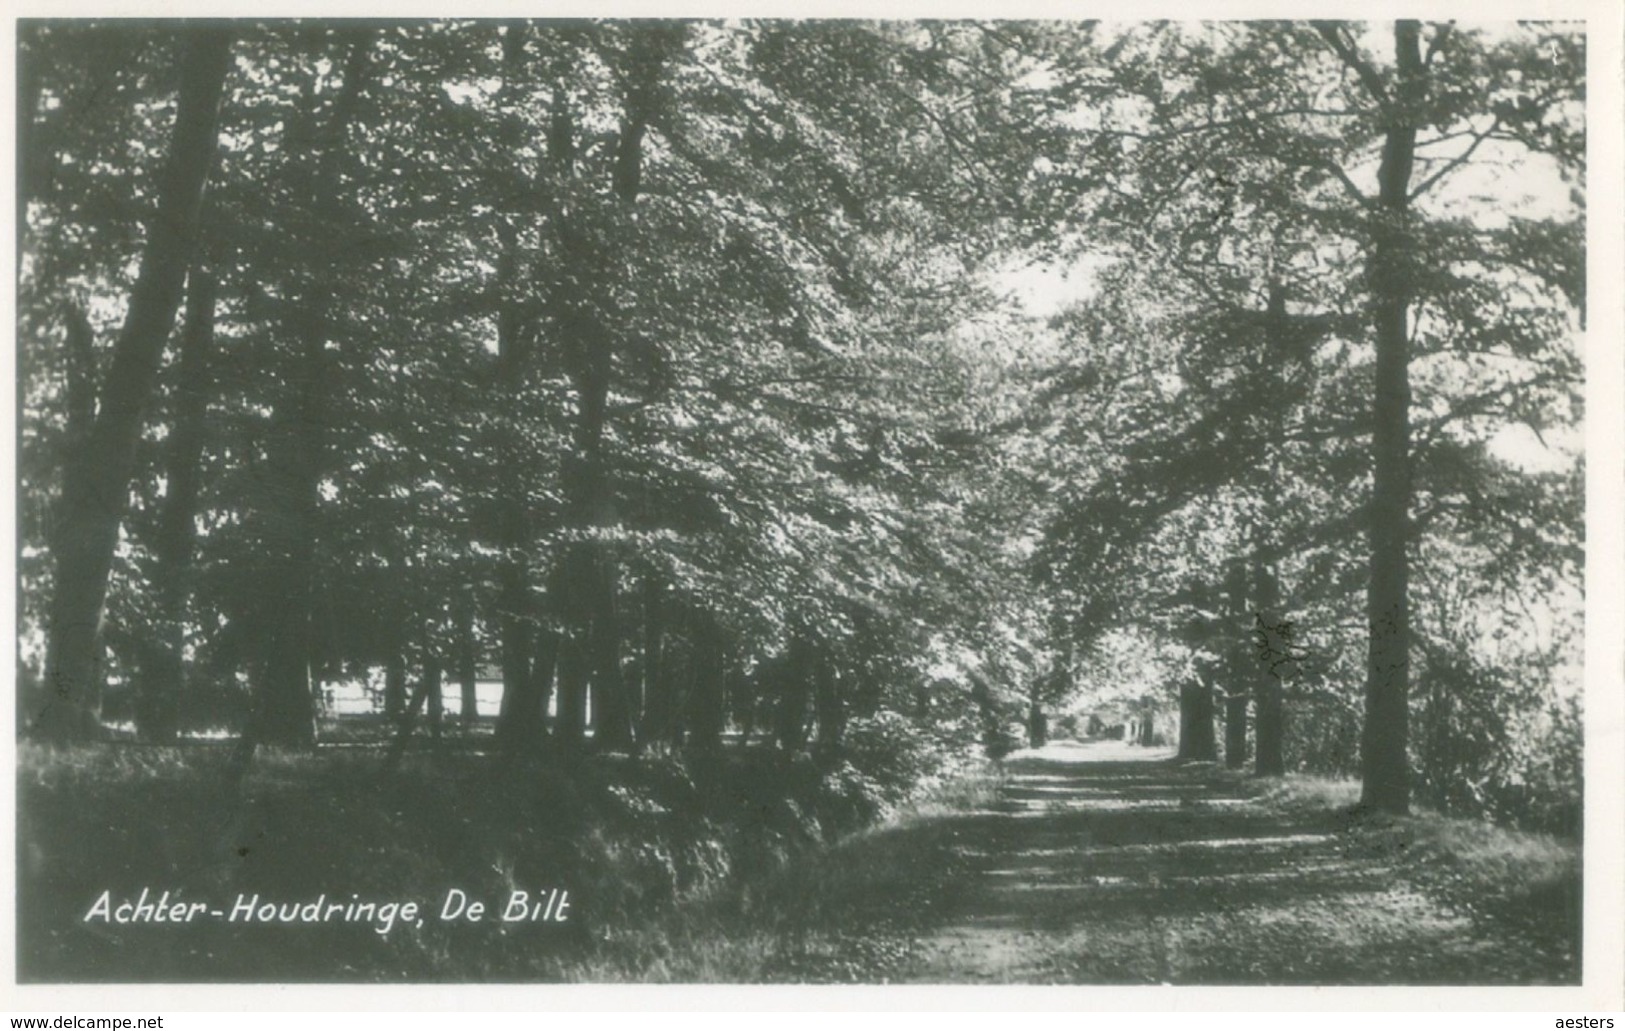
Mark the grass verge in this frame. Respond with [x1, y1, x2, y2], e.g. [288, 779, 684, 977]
[1237, 768, 1581, 978]
[16, 738, 1001, 983]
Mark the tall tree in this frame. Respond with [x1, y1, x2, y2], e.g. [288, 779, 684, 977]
[1039, 21, 1582, 812]
[130, 262, 217, 742]
[1342, 20, 1423, 812]
[34, 26, 233, 742]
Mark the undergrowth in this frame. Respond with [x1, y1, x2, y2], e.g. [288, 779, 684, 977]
[1236, 767, 1581, 978]
[17, 735, 999, 983]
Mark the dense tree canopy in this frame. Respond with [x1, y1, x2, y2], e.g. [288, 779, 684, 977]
[17, 19, 1584, 832]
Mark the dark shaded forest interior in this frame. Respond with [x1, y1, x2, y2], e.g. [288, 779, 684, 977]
[16, 19, 1585, 984]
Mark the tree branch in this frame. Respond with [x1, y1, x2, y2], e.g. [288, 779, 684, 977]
[1408, 115, 1503, 202]
[1313, 22, 1392, 110]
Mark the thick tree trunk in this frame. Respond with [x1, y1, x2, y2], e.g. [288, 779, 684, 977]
[134, 265, 216, 743]
[489, 225, 537, 749]
[1359, 21, 1423, 815]
[1253, 560, 1285, 776]
[735, 680, 757, 747]
[1223, 558, 1249, 768]
[36, 28, 233, 742]
[1223, 696, 1248, 767]
[491, 218, 534, 745]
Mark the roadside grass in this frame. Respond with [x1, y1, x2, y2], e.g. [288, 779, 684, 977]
[16, 737, 1001, 983]
[553, 760, 1007, 982]
[1236, 767, 1581, 977]
[23, 737, 1579, 984]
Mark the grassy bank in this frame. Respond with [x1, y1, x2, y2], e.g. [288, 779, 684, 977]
[553, 761, 1006, 981]
[16, 737, 999, 983]
[1240, 770, 1582, 976]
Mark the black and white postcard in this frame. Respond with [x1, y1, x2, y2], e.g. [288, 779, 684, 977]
[8, 2, 1623, 1014]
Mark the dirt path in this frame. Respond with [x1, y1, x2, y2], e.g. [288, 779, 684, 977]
[877, 739, 1567, 985]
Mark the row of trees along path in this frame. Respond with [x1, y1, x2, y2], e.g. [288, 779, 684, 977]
[21, 21, 1581, 824]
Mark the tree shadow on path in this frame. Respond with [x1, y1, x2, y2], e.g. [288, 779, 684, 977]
[889, 739, 1575, 985]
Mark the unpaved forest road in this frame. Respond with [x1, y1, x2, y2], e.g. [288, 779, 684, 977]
[878, 740, 1569, 984]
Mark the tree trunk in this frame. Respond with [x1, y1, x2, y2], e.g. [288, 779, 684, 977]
[969, 673, 1001, 756]
[1178, 679, 1217, 761]
[774, 643, 813, 752]
[382, 668, 431, 772]
[250, 309, 325, 747]
[641, 578, 671, 741]
[590, 576, 635, 752]
[494, 570, 533, 741]
[16, 23, 44, 266]
[384, 648, 406, 720]
[1137, 711, 1156, 747]
[1359, 21, 1423, 815]
[551, 30, 683, 759]
[498, 624, 558, 753]
[36, 28, 233, 742]
[1026, 699, 1047, 749]
[1223, 557, 1249, 768]
[686, 619, 726, 752]
[1253, 559, 1285, 776]
[251, 603, 315, 747]
[487, 23, 547, 760]
[247, 34, 371, 749]
[134, 264, 216, 743]
[726, 663, 752, 747]
[813, 654, 846, 761]
[457, 605, 478, 726]
[425, 657, 443, 743]
[554, 627, 590, 751]
[530, 627, 560, 730]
